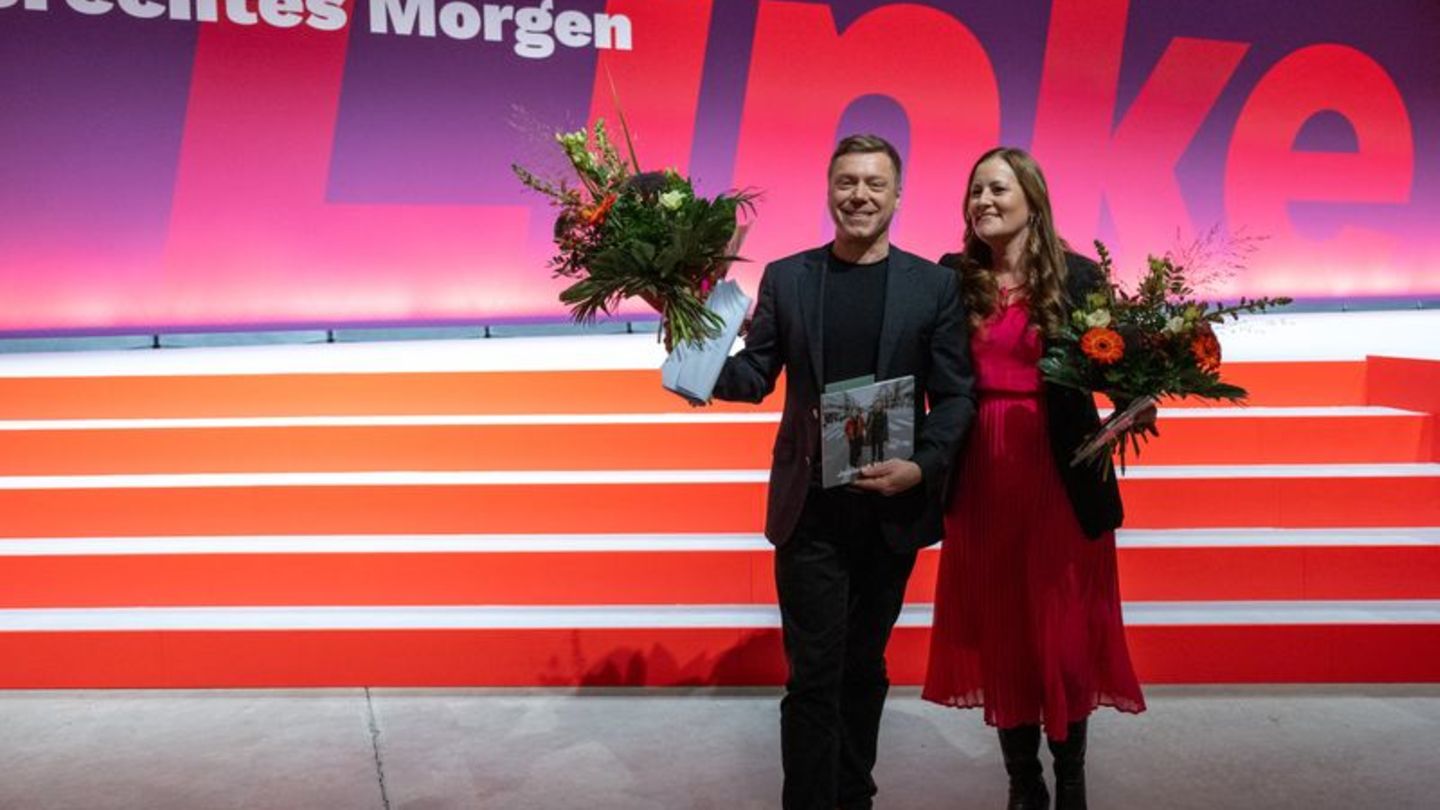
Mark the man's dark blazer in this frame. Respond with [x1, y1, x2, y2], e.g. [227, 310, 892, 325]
[938, 250, 1124, 539]
[713, 244, 976, 551]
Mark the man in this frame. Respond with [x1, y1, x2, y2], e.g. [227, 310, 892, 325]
[711, 135, 976, 809]
[868, 403, 888, 464]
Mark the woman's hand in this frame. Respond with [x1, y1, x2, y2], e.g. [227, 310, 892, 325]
[1131, 399, 1160, 437]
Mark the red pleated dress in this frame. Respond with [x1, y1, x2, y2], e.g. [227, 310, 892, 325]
[922, 295, 1146, 740]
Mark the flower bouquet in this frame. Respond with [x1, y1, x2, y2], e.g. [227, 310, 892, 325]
[1037, 240, 1292, 474]
[512, 118, 757, 350]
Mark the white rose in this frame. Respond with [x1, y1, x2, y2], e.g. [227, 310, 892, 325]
[1164, 315, 1186, 334]
[1085, 309, 1112, 328]
[658, 189, 687, 211]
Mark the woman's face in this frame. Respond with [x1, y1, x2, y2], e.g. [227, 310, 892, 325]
[967, 156, 1032, 250]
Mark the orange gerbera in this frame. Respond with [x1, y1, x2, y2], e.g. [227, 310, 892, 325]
[1190, 324, 1221, 372]
[1080, 327, 1125, 364]
[582, 193, 617, 226]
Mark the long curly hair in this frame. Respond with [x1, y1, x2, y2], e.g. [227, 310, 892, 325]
[955, 147, 1070, 337]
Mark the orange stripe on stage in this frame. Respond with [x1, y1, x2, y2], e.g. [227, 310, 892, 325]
[1124, 413, 1433, 464]
[0, 552, 766, 608]
[1120, 624, 1440, 683]
[0, 628, 788, 689]
[0, 423, 781, 474]
[1193, 360, 1369, 407]
[0, 484, 772, 538]
[1115, 546, 1440, 601]
[0, 361, 1364, 419]
[0, 624, 1435, 688]
[3, 544, 1436, 609]
[1, 475, 1434, 538]
[0, 371, 783, 418]
[0, 412, 1429, 475]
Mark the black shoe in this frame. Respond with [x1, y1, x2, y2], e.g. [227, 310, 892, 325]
[1047, 720, 1088, 810]
[998, 725, 1050, 809]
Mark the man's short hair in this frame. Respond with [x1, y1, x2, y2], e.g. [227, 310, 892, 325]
[829, 134, 903, 187]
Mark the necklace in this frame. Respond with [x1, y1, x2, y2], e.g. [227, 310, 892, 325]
[996, 279, 1028, 307]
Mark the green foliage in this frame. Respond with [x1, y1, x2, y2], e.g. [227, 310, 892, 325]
[514, 119, 758, 348]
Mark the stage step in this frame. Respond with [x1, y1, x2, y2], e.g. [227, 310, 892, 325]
[0, 360, 1370, 419]
[1, 530, 1436, 608]
[0, 465, 1436, 538]
[0, 406, 1430, 473]
[0, 601, 1435, 687]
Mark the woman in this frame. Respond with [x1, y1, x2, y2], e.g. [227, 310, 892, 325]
[923, 147, 1147, 810]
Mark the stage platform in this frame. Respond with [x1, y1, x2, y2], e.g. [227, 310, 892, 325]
[0, 311, 1437, 687]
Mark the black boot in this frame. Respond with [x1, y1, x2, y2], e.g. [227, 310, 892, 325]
[997, 725, 1049, 809]
[1047, 720, 1088, 810]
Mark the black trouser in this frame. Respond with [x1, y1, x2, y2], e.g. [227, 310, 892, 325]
[775, 486, 918, 810]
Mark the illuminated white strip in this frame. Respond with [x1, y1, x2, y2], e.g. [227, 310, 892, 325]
[0, 334, 673, 378]
[0, 533, 776, 556]
[1100, 601, 1440, 627]
[1098, 406, 1420, 419]
[0, 605, 781, 631]
[1118, 463, 1440, 479]
[0, 470, 772, 490]
[1115, 528, 1440, 548]
[0, 311, 1434, 379]
[0, 406, 1416, 431]
[0, 601, 1435, 632]
[1, 529, 1437, 556]
[0, 463, 1434, 490]
[0, 413, 783, 431]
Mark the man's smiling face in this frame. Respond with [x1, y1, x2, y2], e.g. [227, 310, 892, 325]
[828, 151, 900, 245]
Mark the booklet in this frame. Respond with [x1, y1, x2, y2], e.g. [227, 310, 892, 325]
[660, 279, 752, 403]
[819, 374, 916, 488]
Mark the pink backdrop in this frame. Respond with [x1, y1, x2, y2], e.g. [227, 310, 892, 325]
[1, 0, 1436, 334]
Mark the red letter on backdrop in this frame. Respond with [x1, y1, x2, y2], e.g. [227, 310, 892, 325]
[587, 0, 714, 317]
[588, 0, 713, 174]
[1032, 0, 1247, 266]
[163, 18, 536, 325]
[164, 2, 717, 326]
[1224, 44, 1414, 295]
[730, 0, 1000, 268]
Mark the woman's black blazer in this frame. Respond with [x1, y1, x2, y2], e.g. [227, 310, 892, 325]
[940, 251, 1124, 539]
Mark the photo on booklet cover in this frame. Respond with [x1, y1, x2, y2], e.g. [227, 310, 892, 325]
[819, 375, 916, 489]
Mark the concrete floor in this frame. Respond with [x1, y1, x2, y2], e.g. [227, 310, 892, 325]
[1, 686, 1436, 809]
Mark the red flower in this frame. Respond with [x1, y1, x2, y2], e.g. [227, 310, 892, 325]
[1080, 327, 1125, 364]
[582, 193, 617, 226]
[1190, 323, 1221, 372]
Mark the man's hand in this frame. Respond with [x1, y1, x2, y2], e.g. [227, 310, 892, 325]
[850, 459, 922, 496]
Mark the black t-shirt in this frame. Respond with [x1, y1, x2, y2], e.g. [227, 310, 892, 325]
[823, 252, 888, 385]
